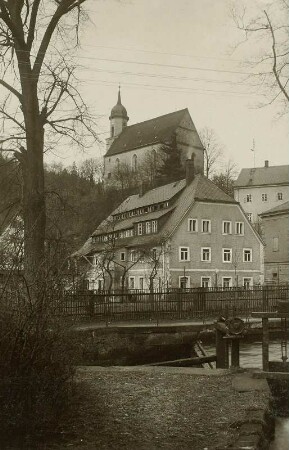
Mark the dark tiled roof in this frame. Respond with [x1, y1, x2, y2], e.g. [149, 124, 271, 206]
[194, 176, 237, 203]
[260, 201, 289, 217]
[113, 179, 186, 214]
[74, 175, 240, 257]
[160, 175, 237, 239]
[235, 165, 289, 187]
[92, 208, 174, 237]
[105, 109, 188, 157]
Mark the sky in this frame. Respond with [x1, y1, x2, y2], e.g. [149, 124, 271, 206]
[49, 0, 288, 171]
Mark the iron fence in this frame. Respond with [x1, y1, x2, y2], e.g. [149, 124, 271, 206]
[59, 285, 289, 322]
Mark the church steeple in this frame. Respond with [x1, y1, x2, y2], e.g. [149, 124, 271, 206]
[109, 87, 129, 137]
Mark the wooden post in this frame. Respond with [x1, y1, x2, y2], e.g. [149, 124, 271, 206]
[262, 317, 269, 371]
[231, 339, 240, 368]
[216, 328, 229, 369]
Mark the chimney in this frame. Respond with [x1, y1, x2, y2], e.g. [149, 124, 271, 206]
[186, 153, 195, 186]
[139, 181, 144, 197]
[265, 160, 269, 168]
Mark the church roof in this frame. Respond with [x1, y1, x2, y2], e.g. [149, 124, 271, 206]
[105, 108, 188, 157]
[235, 165, 289, 188]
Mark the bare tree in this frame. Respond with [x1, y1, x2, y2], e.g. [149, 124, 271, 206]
[79, 157, 104, 183]
[212, 159, 238, 197]
[199, 127, 224, 178]
[139, 148, 163, 188]
[231, 0, 289, 114]
[109, 161, 139, 193]
[0, 1, 96, 293]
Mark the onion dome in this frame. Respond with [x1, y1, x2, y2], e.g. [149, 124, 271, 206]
[109, 88, 129, 121]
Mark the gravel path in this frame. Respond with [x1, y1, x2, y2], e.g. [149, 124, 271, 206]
[48, 366, 268, 450]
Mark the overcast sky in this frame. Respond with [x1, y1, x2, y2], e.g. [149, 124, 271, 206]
[51, 0, 288, 171]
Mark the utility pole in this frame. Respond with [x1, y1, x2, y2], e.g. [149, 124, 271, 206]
[251, 139, 256, 168]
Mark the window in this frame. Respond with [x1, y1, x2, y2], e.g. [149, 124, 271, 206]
[152, 248, 157, 260]
[152, 220, 157, 233]
[111, 125, 114, 137]
[202, 219, 211, 233]
[277, 192, 283, 201]
[223, 248, 232, 263]
[132, 154, 137, 171]
[261, 193, 267, 202]
[201, 247, 211, 262]
[98, 279, 104, 291]
[129, 277, 135, 289]
[179, 276, 190, 289]
[179, 247, 190, 261]
[222, 277, 232, 288]
[235, 222, 244, 235]
[139, 277, 144, 290]
[247, 213, 252, 222]
[120, 252, 125, 261]
[188, 218, 198, 232]
[246, 194, 252, 202]
[137, 223, 143, 235]
[107, 173, 111, 179]
[201, 277, 211, 288]
[243, 278, 253, 289]
[273, 237, 279, 252]
[92, 255, 97, 266]
[243, 248, 252, 262]
[130, 250, 137, 262]
[222, 221, 232, 235]
[145, 221, 151, 234]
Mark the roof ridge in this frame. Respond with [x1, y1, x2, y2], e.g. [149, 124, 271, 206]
[119, 108, 188, 131]
[239, 164, 289, 170]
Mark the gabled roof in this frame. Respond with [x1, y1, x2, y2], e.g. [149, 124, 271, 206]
[113, 179, 186, 215]
[74, 174, 239, 257]
[260, 201, 289, 217]
[105, 108, 188, 157]
[160, 175, 237, 239]
[235, 165, 289, 188]
[92, 208, 174, 237]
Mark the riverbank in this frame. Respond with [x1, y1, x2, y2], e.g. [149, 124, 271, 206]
[39, 367, 272, 450]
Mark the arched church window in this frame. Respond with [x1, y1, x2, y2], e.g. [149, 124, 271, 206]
[132, 154, 137, 171]
[116, 158, 120, 172]
[111, 125, 114, 137]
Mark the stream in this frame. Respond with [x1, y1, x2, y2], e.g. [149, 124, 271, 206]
[203, 339, 289, 449]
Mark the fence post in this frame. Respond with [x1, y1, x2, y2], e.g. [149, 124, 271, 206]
[262, 285, 269, 312]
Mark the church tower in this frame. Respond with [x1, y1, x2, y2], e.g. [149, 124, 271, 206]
[109, 87, 129, 138]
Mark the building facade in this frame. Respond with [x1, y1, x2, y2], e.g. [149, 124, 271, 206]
[234, 161, 289, 225]
[259, 201, 289, 284]
[75, 162, 264, 290]
[103, 89, 204, 181]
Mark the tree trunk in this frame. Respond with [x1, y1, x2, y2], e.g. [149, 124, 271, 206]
[20, 78, 46, 295]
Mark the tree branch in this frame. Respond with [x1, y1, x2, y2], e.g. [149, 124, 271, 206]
[27, 0, 41, 50]
[264, 10, 289, 103]
[0, 79, 22, 102]
[32, 0, 86, 80]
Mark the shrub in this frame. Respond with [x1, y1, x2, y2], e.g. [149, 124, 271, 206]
[0, 289, 80, 442]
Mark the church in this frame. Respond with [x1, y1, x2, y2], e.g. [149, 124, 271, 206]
[103, 89, 205, 181]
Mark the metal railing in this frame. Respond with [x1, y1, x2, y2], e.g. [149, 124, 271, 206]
[59, 285, 289, 322]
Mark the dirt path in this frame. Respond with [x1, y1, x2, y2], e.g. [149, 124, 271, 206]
[45, 366, 269, 450]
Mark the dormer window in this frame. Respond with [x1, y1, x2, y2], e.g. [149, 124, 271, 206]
[152, 220, 157, 233]
[145, 222, 151, 234]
